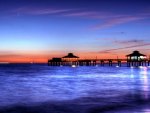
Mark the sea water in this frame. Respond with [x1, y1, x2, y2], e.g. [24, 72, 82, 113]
[0, 64, 150, 113]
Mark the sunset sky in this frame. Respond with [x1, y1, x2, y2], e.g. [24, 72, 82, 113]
[0, 0, 150, 63]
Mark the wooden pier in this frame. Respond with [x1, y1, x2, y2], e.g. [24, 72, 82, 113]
[48, 58, 126, 67]
[48, 59, 150, 67]
[48, 51, 150, 67]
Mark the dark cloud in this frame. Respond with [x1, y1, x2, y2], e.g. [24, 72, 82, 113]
[99, 43, 150, 53]
[114, 39, 145, 45]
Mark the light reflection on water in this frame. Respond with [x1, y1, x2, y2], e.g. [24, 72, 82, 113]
[139, 67, 149, 100]
[0, 64, 150, 113]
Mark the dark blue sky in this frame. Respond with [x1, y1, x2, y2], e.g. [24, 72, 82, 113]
[0, 0, 150, 62]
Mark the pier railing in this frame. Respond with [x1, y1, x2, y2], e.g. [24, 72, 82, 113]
[48, 58, 150, 67]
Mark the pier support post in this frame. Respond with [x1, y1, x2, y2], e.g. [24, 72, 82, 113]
[109, 60, 112, 66]
[100, 60, 104, 66]
[127, 61, 130, 67]
[117, 61, 121, 67]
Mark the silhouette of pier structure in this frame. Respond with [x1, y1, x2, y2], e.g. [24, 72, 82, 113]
[126, 51, 149, 67]
[48, 51, 150, 67]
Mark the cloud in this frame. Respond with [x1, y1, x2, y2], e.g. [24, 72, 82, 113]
[10, 6, 150, 29]
[61, 9, 150, 30]
[114, 39, 145, 45]
[99, 43, 150, 53]
[63, 11, 114, 19]
[12, 6, 113, 18]
[99, 51, 112, 54]
[0, 51, 26, 58]
[92, 16, 146, 30]
[0, 54, 23, 58]
[12, 7, 74, 15]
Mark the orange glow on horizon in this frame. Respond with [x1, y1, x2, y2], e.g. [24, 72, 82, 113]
[0, 52, 128, 63]
[1, 49, 149, 63]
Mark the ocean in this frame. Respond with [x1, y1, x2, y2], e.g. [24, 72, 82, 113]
[0, 64, 150, 113]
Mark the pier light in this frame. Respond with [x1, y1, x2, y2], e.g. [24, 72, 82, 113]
[140, 56, 147, 59]
[72, 65, 76, 67]
[130, 66, 134, 68]
[139, 66, 144, 68]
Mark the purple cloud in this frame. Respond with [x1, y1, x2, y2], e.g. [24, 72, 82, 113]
[12, 7, 115, 19]
[114, 39, 145, 45]
[60, 9, 150, 29]
[99, 43, 150, 53]
[12, 7, 74, 15]
[63, 11, 114, 19]
[92, 16, 146, 30]
[11, 6, 150, 29]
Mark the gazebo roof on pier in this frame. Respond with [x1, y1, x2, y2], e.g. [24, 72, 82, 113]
[62, 53, 79, 58]
[126, 51, 146, 57]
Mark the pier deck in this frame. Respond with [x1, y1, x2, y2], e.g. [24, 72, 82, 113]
[48, 59, 150, 67]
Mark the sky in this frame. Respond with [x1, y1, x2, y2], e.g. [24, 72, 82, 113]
[0, 0, 150, 63]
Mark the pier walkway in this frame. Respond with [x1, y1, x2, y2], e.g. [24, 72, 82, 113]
[48, 58, 150, 67]
[48, 51, 150, 67]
